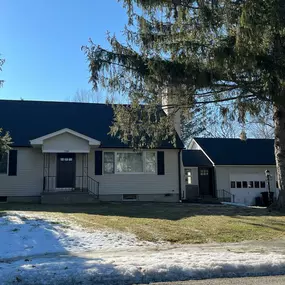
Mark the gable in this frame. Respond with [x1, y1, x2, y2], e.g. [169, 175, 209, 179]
[42, 133, 90, 153]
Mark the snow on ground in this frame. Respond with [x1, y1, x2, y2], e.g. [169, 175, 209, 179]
[1, 212, 285, 285]
[0, 212, 154, 259]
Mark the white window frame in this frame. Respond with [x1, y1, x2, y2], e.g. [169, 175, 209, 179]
[184, 168, 192, 185]
[103, 151, 157, 175]
[0, 151, 9, 175]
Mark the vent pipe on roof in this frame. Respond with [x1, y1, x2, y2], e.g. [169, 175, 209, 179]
[240, 130, 247, 141]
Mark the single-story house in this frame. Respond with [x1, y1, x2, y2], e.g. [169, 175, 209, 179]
[0, 99, 184, 203]
[182, 138, 278, 205]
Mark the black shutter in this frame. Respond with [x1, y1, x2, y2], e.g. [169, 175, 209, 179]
[95, 150, 103, 175]
[8, 150, 18, 176]
[157, 151, 165, 175]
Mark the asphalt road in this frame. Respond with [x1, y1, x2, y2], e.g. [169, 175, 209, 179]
[142, 275, 285, 285]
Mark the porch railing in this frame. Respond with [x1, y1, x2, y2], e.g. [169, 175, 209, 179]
[216, 189, 235, 203]
[43, 176, 99, 199]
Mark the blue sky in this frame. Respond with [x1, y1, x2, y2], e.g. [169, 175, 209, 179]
[0, 0, 128, 101]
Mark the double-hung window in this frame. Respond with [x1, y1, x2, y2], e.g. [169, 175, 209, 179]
[103, 151, 156, 174]
[0, 152, 8, 174]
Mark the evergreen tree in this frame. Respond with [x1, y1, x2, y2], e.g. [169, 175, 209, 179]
[83, 0, 285, 209]
[0, 57, 11, 153]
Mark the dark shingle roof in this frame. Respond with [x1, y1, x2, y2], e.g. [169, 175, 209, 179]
[182, 150, 213, 167]
[193, 137, 275, 165]
[0, 100, 183, 149]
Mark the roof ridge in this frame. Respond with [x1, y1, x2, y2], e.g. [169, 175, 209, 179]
[0, 99, 108, 106]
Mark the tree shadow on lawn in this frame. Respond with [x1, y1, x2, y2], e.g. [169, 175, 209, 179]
[0, 202, 284, 221]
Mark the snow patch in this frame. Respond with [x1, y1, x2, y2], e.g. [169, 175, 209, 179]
[0, 212, 155, 259]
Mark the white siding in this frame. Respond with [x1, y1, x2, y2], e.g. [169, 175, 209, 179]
[42, 133, 90, 153]
[189, 141, 201, 150]
[0, 148, 43, 196]
[90, 149, 180, 195]
[0, 148, 180, 198]
[215, 165, 277, 205]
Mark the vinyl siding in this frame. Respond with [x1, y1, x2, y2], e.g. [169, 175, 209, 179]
[90, 149, 180, 195]
[42, 133, 90, 153]
[0, 148, 43, 196]
[0, 147, 180, 198]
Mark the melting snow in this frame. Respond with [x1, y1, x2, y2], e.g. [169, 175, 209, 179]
[0, 212, 285, 285]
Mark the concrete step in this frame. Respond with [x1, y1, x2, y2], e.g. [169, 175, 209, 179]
[185, 196, 222, 204]
[41, 192, 99, 204]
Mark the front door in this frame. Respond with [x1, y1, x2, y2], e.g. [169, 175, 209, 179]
[198, 167, 213, 196]
[56, 153, 76, 188]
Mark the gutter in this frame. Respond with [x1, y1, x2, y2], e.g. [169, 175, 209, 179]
[178, 149, 182, 201]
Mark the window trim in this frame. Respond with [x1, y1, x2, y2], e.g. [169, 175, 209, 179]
[103, 151, 157, 175]
[0, 151, 9, 175]
[185, 168, 192, 185]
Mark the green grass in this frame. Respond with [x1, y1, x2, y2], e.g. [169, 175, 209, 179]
[1, 203, 285, 244]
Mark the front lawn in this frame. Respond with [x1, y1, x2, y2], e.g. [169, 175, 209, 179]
[1, 203, 285, 244]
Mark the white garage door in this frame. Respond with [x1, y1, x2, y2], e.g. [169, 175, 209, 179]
[230, 173, 267, 206]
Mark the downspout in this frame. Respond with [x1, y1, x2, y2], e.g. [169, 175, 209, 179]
[178, 149, 182, 202]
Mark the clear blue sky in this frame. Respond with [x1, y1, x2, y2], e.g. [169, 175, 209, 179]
[0, 0, 128, 101]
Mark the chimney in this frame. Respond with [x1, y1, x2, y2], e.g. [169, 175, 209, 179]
[162, 88, 182, 139]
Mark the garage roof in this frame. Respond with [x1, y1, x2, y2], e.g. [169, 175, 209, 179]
[193, 138, 275, 165]
[182, 150, 213, 167]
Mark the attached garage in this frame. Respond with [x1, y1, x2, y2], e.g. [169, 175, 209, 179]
[186, 138, 277, 205]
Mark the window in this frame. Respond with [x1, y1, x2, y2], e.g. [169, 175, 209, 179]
[260, 181, 266, 188]
[185, 169, 192, 185]
[231, 181, 236, 188]
[200, 169, 209, 176]
[122, 194, 137, 201]
[117, 152, 143, 173]
[145, 152, 156, 173]
[60, 158, 73, 162]
[254, 181, 260, 188]
[104, 152, 115, 174]
[242, 181, 248, 188]
[236, 181, 242, 188]
[0, 152, 8, 174]
[249, 181, 254, 188]
[104, 151, 156, 174]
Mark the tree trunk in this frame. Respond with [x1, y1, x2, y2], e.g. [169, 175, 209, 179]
[273, 103, 285, 210]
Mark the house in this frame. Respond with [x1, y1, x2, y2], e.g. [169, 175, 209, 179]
[182, 138, 277, 205]
[0, 99, 184, 204]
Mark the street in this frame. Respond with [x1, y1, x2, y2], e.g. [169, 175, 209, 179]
[144, 275, 285, 285]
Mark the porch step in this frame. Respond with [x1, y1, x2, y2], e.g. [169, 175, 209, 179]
[41, 192, 99, 204]
[185, 196, 222, 204]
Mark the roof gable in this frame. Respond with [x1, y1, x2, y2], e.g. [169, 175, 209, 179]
[193, 138, 275, 165]
[30, 128, 101, 146]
